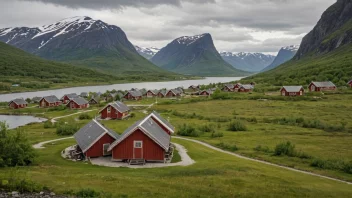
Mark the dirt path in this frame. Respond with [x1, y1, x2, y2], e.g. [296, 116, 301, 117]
[33, 136, 74, 149]
[51, 109, 96, 123]
[173, 136, 352, 185]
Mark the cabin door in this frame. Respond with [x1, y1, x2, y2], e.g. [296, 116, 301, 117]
[133, 141, 143, 159]
[107, 106, 111, 118]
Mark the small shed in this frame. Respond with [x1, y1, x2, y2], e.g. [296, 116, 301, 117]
[99, 101, 130, 120]
[308, 81, 336, 92]
[61, 93, 79, 104]
[8, 98, 28, 109]
[66, 97, 89, 109]
[280, 86, 304, 96]
[74, 119, 120, 158]
[108, 117, 171, 162]
[39, 95, 61, 108]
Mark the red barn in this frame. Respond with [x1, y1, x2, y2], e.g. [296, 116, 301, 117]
[74, 119, 120, 158]
[280, 86, 304, 96]
[238, 84, 254, 92]
[348, 80, 352, 88]
[99, 101, 130, 120]
[61, 93, 79, 104]
[66, 97, 89, 109]
[108, 116, 171, 162]
[123, 90, 142, 100]
[308, 81, 336, 92]
[8, 98, 28, 109]
[39, 95, 61, 108]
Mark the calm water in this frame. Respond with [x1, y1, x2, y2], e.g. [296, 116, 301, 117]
[0, 115, 47, 129]
[0, 77, 243, 102]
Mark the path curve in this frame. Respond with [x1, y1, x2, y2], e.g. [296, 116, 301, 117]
[173, 136, 352, 185]
[33, 136, 74, 149]
[51, 109, 95, 123]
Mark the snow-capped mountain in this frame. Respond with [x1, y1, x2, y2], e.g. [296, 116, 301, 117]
[0, 16, 165, 75]
[219, 52, 276, 72]
[135, 46, 160, 59]
[261, 45, 300, 72]
[150, 33, 249, 77]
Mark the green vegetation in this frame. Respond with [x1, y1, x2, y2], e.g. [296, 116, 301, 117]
[56, 122, 79, 136]
[227, 120, 247, 131]
[244, 44, 352, 86]
[0, 121, 36, 167]
[78, 113, 92, 120]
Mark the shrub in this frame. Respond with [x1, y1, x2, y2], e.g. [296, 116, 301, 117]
[47, 105, 66, 111]
[311, 158, 352, 174]
[216, 142, 238, 151]
[78, 113, 91, 120]
[0, 122, 37, 167]
[0, 170, 43, 193]
[198, 124, 215, 133]
[56, 122, 79, 136]
[246, 117, 257, 123]
[177, 124, 200, 137]
[274, 141, 296, 157]
[75, 188, 101, 198]
[130, 113, 136, 118]
[43, 121, 55, 129]
[254, 145, 271, 153]
[210, 132, 224, 138]
[227, 120, 247, 131]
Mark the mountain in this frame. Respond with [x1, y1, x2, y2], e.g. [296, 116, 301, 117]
[0, 41, 120, 91]
[244, 0, 352, 86]
[150, 33, 250, 76]
[220, 52, 275, 72]
[0, 16, 171, 76]
[135, 46, 160, 59]
[261, 45, 299, 72]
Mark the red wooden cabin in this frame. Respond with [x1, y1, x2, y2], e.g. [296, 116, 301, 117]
[222, 84, 235, 92]
[74, 119, 120, 158]
[123, 90, 142, 100]
[308, 81, 336, 92]
[165, 89, 181, 98]
[66, 97, 89, 109]
[145, 90, 159, 98]
[348, 80, 352, 88]
[238, 84, 254, 92]
[61, 93, 79, 104]
[199, 90, 213, 96]
[39, 95, 61, 108]
[8, 98, 28, 109]
[108, 116, 171, 162]
[280, 86, 304, 96]
[99, 101, 130, 120]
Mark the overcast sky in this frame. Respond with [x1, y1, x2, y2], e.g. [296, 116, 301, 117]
[0, 0, 336, 55]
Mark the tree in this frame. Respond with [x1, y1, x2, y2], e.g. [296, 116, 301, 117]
[25, 98, 31, 104]
[0, 121, 37, 167]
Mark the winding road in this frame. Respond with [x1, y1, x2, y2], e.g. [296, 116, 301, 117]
[32, 135, 352, 185]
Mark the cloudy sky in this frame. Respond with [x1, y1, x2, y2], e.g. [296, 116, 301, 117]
[0, 0, 336, 55]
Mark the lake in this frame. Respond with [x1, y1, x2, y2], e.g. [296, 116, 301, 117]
[0, 77, 243, 102]
[0, 115, 47, 129]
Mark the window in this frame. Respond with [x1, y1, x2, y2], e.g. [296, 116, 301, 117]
[103, 143, 111, 156]
[107, 106, 111, 113]
[134, 141, 142, 148]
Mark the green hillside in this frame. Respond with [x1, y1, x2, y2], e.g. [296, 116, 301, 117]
[244, 44, 352, 86]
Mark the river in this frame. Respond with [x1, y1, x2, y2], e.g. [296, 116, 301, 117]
[0, 77, 243, 102]
[0, 115, 47, 129]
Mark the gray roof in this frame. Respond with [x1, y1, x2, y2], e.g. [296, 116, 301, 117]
[64, 93, 79, 99]
[89, 97, 100, 103]
[31, 97, 42, 102]
[200, 89, 213, 95]
[147, 89, 160, 95]
[74, 119, 119, 152]
[126, 90, 143, 97]
[159, 89, 167, 96]
[71, 97, 88, 105]
[9, 98, 27, 105]
[108, 117, 170, 151]
[99, 101, 129, 113]
[224, 84, 235, 89]
[240, 84, 254, 89]
[281, 86, 304, 92]
[170, 89, 182, 95]
[42, 95, 60, 103]
[311, 81, 336, 88]
[151, 111, 175, 132]
[80, 92, 89, 97]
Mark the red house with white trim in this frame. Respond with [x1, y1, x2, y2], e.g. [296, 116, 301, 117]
[238, 84, 254, 92]
[39, 95, 61, 108]
[61, 93, 79, 104]
[8, 98, 28, 109]
[145, 90, 159, 98]
[66, 97, 89, 109]
[308, 81, 336, 92]
[74, 119, 120, 158]
[165, 89, 181, 98]
[123, 90, 142, 100]
[99, 101, 130, 120]
[280, 86, 304, 96]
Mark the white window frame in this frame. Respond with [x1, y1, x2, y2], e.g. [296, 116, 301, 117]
[134, 141, 142, 148]
[107, 106, 111, 113]
[103, 143, 111, 156]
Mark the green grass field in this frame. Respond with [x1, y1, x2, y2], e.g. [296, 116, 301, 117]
[1, 93, 352, 197]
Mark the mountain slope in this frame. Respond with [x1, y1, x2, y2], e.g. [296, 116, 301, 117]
[0, 16, 170, 76]
[151, 33, 250, 76]
[0, 41, 120, 91]
[245, 0, 352, 86]
[220, 52, 275, 72]
[261, 45, 299, 72]
[135, 46, 160, 59]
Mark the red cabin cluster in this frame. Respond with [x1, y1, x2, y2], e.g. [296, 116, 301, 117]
[74, 111, 175, 163]
[8, 98, 28, 109]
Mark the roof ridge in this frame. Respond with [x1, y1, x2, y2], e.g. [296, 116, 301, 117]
[92, 119, 108, 132]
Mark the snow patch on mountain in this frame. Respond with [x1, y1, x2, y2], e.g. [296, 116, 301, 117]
[282, 45, 300, 51]
[176, 34, 207, 45]
[135, 46, 160, 55]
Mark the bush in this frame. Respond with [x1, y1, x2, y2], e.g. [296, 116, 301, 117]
[130, 113, 136, 118]
[43, 121, 55, 129]
[0, 169, 44, 193]
[216, 142, 238, 151]
[227, 120, 247, 131]
[254, 145, 271, 153]
[311, 158, 352, 174]
[274, 141, 296, 157]
[75, 188, 101, 198]
[47, 105, 66, 111]
[0, 122, 37, 167]
[198, 124, 215, 133]
[177, 124, 200, 137]
[56, 122, 79, 136]
[246, 117, 257, 123]
[78, 113, 91, 120]
[210, 132, 223, 138]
